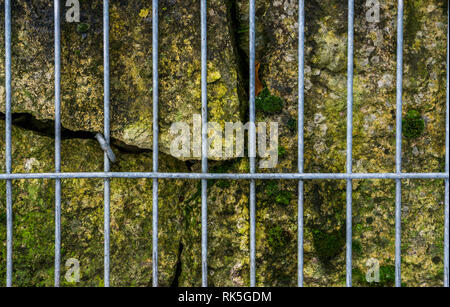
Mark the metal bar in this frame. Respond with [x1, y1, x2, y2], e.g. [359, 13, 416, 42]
[103, 0, 111, 287]
[249, 0, 256, 287]
[54, 0, 62, 287]
[152, 0, 159, 287]
[200, 0, 208, 287]
[4, 0, 12, 288]
[395, 0, 404, 288]
[297, 0, 305, 288]
[346, 0, 354, 288]
[0, 172, 448, 181]
[445, 0, 449, 288]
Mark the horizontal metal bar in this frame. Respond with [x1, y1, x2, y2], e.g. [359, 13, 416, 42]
[0, 172, 447, 180]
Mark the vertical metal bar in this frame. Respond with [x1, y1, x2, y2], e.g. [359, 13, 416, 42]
[201, 0, 208, 287]
[4, 0, 12, 288]
[297, 0, 305, 288]
[103, 0, 111, 287]
[54, 0, 62, 287]
[395, 0, 404, 288]
[249, 0, 256, 287]
[346, 0, 354, 288]
[444, 0, 449, 288]
[152, 0, 159, 287]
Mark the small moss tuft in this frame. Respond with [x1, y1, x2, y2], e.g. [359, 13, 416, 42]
[256, 87, 283, 114]
[287, 118, 297, 132]
[379, 265, 395, 286]
[267, 226, 289, 251]
[265, 181, 292, 205]
[275, 190, 292, 205]
[77, 23, 90, 34]
[402, 110, 425, 139]
[352, 240, 362, 256]
[312, 228, 345, 263]
[278, 146, 286, 158]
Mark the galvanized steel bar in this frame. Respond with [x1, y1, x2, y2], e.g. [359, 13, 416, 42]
[395, 0, 404, 288]
[4, 0, 12, 288]
[0, 172, 448, 181]
[103, 0, 111, 287]
[297, 0, 305, 288]
[445, 0, 449, 288]
[152, 0, 159, 287]
[249, 0, 256, 287]
[201, 0, 208, 287]
[54, 0, 62, 287]
[346, 0, 354, 288]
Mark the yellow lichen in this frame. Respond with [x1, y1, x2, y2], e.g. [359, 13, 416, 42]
[139, 8, 150, 18]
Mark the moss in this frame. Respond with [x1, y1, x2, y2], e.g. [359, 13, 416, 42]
[287, 118, 297, 133]
[275, 191, 292, 205]
[76, 23, 90, 34]
[405, 1, 421, 44]
[379, 265, 395, 286]
[264, 181, 292, 205]
[256, 87, 283, 114]
[352, 240, 362, 256]
[312, 228, 345, 263]
[210, 161, 235, 189]
[265, 181, 279, 198]
[278, 146, 286, 158]
[402, 110, 425, 139]
[267, 226, 289, 251]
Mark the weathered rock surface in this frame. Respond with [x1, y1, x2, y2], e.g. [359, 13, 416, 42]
[0, 0, 244, 157]
[0, 0, 448, 287]
[0, 120, 199, 286]
[234, 0, 447, 286]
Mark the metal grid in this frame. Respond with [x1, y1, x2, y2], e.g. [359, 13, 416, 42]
[2, 0, 449, 288]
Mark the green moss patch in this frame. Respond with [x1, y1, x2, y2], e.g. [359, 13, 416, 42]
[312, 228, 345, 263]
[264, 181, 292, 205]
[267, 226, 289, 251]
[76, 23, 90, 34]
[256, 87, 283, 114]
[402, 110, 425, 139]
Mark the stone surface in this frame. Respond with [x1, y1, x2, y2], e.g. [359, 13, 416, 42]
[234, 0, 447, 286]
[0, 0, 244, 158]
[0, 0, 448, 287]
[0, 120, 197, 286]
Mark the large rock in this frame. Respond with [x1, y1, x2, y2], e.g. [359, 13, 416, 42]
[0, 0, 244, 158]
[233, 0, 447, 286]
[0, 120, 198, 286]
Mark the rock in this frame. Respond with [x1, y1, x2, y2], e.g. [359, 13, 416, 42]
[233, 0, 447, 286]
[0, 120, 196, 286]
[0, 0, 244, 159]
